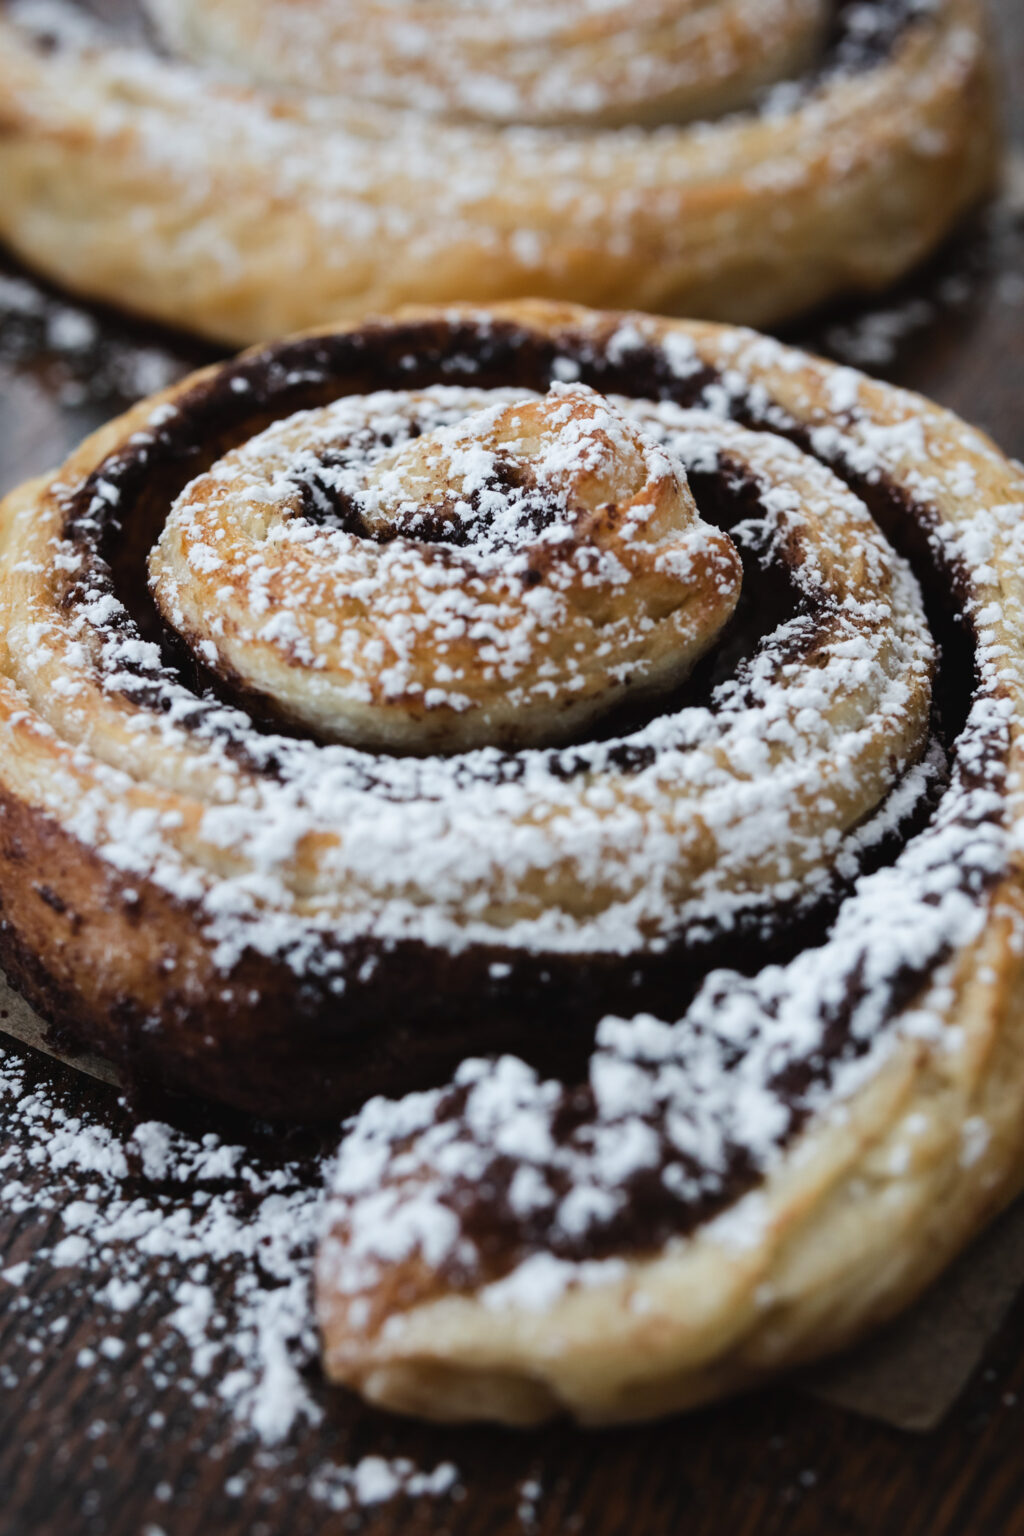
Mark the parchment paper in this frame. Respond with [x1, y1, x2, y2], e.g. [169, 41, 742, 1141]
[807, 1197, 1024, 1428]
[0, 968, 120, 1086]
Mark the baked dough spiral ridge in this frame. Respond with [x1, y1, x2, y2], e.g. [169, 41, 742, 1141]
[0, 0, 998, 342]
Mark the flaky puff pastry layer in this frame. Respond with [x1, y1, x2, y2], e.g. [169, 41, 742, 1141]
[0, 0, 1000, 344]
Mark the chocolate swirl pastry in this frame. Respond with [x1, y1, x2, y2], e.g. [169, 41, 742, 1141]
[3, 302, 1024, 1427]
[0, 0, 998, 343]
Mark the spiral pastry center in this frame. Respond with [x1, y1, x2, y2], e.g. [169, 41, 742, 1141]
[149, 382, 743, 753]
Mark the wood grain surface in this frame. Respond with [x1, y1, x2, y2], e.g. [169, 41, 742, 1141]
[1, 3, 1024, 1532]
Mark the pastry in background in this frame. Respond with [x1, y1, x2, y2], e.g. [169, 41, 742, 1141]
[0, 0, 999, 344]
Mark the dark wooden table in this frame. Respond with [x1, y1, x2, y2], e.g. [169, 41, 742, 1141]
[2, 5, 1024, 1532]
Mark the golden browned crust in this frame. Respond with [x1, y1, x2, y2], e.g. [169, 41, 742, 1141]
[0, 0, 1000, 343]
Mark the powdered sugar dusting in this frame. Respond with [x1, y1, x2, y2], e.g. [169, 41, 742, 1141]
[0, 1054, 320, 1442]
[143, 0, 835, 127]
[0, 1039, 462, 1513]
